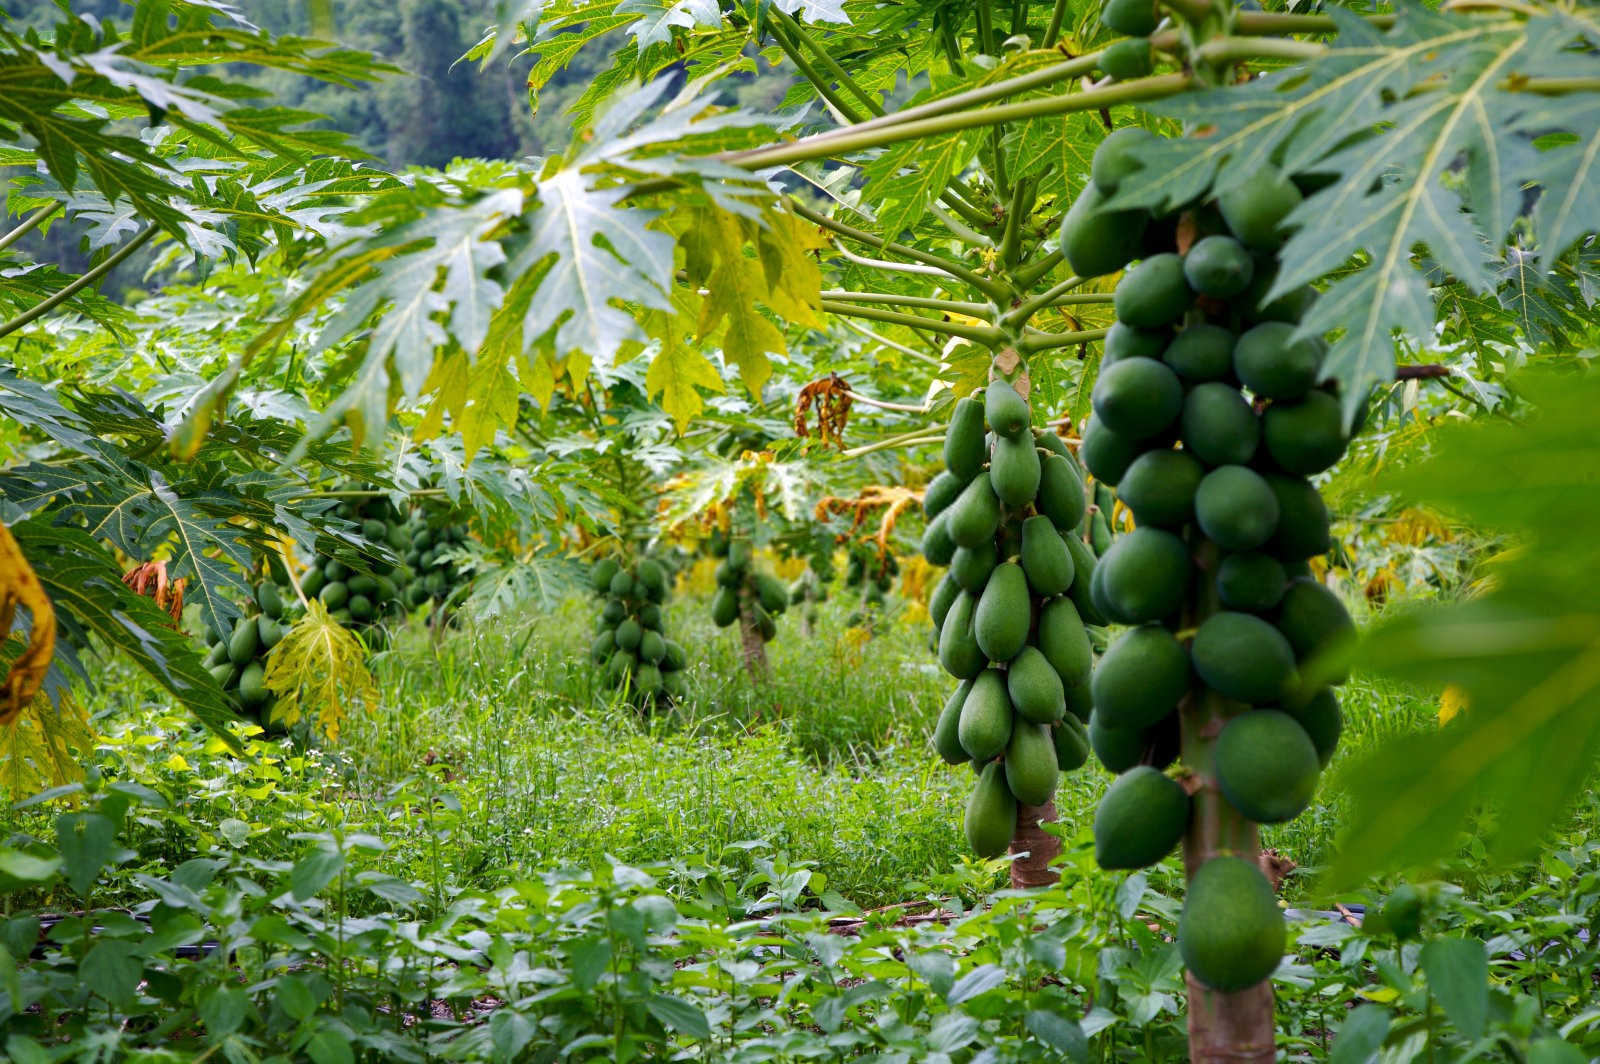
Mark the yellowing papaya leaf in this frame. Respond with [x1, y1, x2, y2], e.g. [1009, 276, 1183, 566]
[262, 601, 377, 742]
[695, 209, 783, 398]
[756, 205, 826, 329]
[0, 522, 55, 726]
[646, 319, 725, 431]
[0, 689, 92, 800]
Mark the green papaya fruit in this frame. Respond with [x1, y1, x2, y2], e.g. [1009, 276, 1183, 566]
[1094, 765, 1189, 870]
[964, 761, 1018, 858]
[728, 539, 753, 569]
[1007, 646, 1066, 724]
[990, 432, 1042, 508]
[1180, 382, 1260, 467]
[347, 574, 378, 597]
[929, 571, 961, 630]
[1233, 322, 1323, 401]
[1093, 624, 1190, 732]
[935, 680, 973, 764]
[1104, 320, 1169, 365]
[1275, 577, 1356, 682]
[1019, 515, 1074, 595]
[1037, 454, 1088, 532]
[1100, 37, 1153, 80]
[662, 640, 687, 672]
[1079, 414, 1143, 486]
[1052, 717, 1091, 771]
[638, 602, 663, 630]
[985, 378, 1031, 439]
[257, 583, 284, 620]
[1179, 857, 1286, 992]
[922, 510, 958, 566]
[615, 618, 643, 652]
[609, 570, 635, 598]
[958, 668, 1014, 761]
[1005, 722, 1059, 806]
[1094, 527, 1190, 625]
[1088, 711, 1145, 774]
[635, 663, 664, 695]
[755, 573, 788, 615]
[711, 586, 738, 628]
[1218, 168, 1303, 251]
[228, 617, 260, 667]
[591, 629, 616, 663]
[237, 662, 270, 707]
[1243, 263, 1317, 324]
[300, 566, 325, 599]
[1216, 552, 1288, 612]
[1215, 709, 1320, 823]
[950, 542, 998, 593]
[1195, 465, 1280, 552]
[923, 470, 966, 520]
[1162, 323, 1235, 383]
[947, 474, 1003, 550]
[603, 598, 626, 624]
[1100, 0, 1157, 37]
[319, 581, 349, 611]
[1034, 429, 1073, 460]
[974, 562, 1031, 662]
[944, 397, 987, 480]
[1190, 611, 1297, 703]
[938, 591, 986, 680]
[1262, 390, 1348, 475]
[1112, 253, 1194, 329]
[1063, 535, 1106, 626]
[256, 614, 283, 650]
[204, 643, 228, 668]
[1059, 183, 1148, 278]
[324, 560, 349, 583]
[1263, 475, 1331, 560]
[636, 559, 667, 597]
[1092, 356, 1183, 439]
[348, 594, 374, 621]
[208, 662, 237, 690]
[1038, 596, 1093, 688]
[638, 630, 666, 665]
[1284, 686, 1341, 766]
[1183, 234, 1255, 298]
[1117, 448, 1204, 528]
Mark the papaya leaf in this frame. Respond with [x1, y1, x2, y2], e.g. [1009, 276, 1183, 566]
[644, 317, 727, 431]
[261, 601, 377, 742]
[860, 133, 975, 241]
[1325, 370, 1600, 889]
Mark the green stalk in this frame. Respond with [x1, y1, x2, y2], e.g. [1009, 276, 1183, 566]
[976, 0, 996, 56]
[0, 203, 61, 254]
[794, 200, 1008, 300]
[0, 224, 157, 340]
[1516, 76, 1600, 94]
[1018, 327, 1109, 351]
[821, 290, 994, 317]
[1193, 35, 1326, 64]
[833, 316, 942, 365]
[772, 7, 882, 116]
[767, 16, 864, 122]
[1232, 10, 1394, 34]
[1003, 274, 1091, 326]
[1160, 0, 1211, 25]
[1042, 0, 1071, 47]
[1013, 248, 1066, 290]
[819, 299, 1002, 343]
[997, 177, 1034, 269]
[734, 73, 1192, 171]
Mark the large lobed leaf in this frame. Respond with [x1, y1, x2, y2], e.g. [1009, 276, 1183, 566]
[1326, 370, 1600, 889]
[1110, 2, 1600, 425]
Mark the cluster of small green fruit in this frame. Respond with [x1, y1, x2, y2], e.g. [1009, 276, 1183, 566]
[200, 583, 296, 725]
[589, 557, 688, 706]
[842, 542, 897, 631]
[1064, 123, 1357, 995]
[707, 532, 790, 644]
[396, 513, 469, 612]
[920, 379, 1104, 857]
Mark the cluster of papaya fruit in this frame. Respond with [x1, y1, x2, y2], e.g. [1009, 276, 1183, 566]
[1065, 123, 1357, 994]
[200, 583, 296, 725]
[1097, 0, 1160, 79]
[708, 533, 789, 643]
[921, 379, 1105, 858]
[785, 548, 833, 631]
[396, 511, 469, 612]
[842, 542, 897, 631]
[589, 557, 687, 706]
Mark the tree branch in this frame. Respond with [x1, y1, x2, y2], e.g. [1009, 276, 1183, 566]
[822, 290, 995, 317]
[1394, 363, 1450, 380]
[0, 203, 62, 255]
[1019, 326, 1110, 352]
[820, 299, 1002, 344]
[0, 224, 157, 340]
[1004, 274, 1091, 326]
[795, 200, 1008, 300]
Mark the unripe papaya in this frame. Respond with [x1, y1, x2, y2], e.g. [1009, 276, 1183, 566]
[1099, 0, 1157, 42]
[228, 617, 260, 667]
[237, 661, 270, 707]
[929, 571, 961, 630]
[615, 618, 643, 652]
[1019, 515, 1074, 596]
[1284, 686, 1341, 766]
[1215, 709, 1320, 823]
[1007, 646, 1066, 724]
[1052, 717, 1091, 771]
[922, 510, 957, 566]
[935, 680, 973, 764]
[1100, 37, 1153, 80]
[1113, 253, 1194, 329]
[711, 586, 738, 628]
[1094, 765, 1189, 869]
[591, 629, 616, 663]
[636, 560, 667, 597]
[1035, 429, 1073, 460]
[256, 614, 283, 650]
[1233, 322, 1323, 401]
[1263, 390, 1348, 475]
[1092, 356, 1183, 439]
[947, 474, 1003, 550]
[728, 539, 753, 569]
[950, 543, 998, 592]
[1218, 168, 1303, 251]
[635, 663, 664, 695]
[1118, 448, 1204, 528]
[1104, 320, 1168, 364]
[1005, 722, 1059, 806]
[1093, 624, 1191, 731]
[964, 761, 1018, 858]
[755, 573, 788, 615]
[204, 642, 228, 668]
[1263, 475, 1331, 560]
[348, 594, 374, 621]
[985, 378, 1031, 439]
[1037, 454, 1088, 532]
[603, 598, 626, 624]
[1190, 611, 1297, 703]
[300, 565, 325, 599]
[944, 397, 987, 479]
[609, 570, 634, 597]
[1038, 597, 1094, 689]
[1088, 711, 1145, 774]
[1275, 577, 1356, 682]
[1079, 414, 1143, 486]
[257, 583, 284, 620]
[974, 563, 1031, 663]
[1060, 183, 1148, 278]
[639, 602, 662, 630]
[662, 640, 687, 672]
[1179, 857, 1286, 992]
[1183, 234, 1254, 298]
[348, 574, 378, 597]
[1216, 551, 1288, 612]
[1063, 535, 1106, 626]
[638, 630, 666, 665]
[1162, 324, 1235, 383]
[959, 668, 1014, 761]
[324, 560, 349, 583]
[1180, 382, 1260, 467]
[923, 470, 966, 520]
[1095, 527, 1190, 625]
[1195, 465, 1281, 552]
[990, 432, 1042, 508]
[607, 650, 637, 683]
[320, 581, 349, 611]
[208, 662, 238, 690]
[939, 591, 986, 679]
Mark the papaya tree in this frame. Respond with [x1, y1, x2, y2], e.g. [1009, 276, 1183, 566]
[154, 0, 1600, 1057]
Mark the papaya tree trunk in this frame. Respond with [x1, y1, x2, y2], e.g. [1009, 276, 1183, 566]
[1008, 800, 1060, 888]
[1180, 542, 1275, 1064]
[736, 596, 768, 680]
